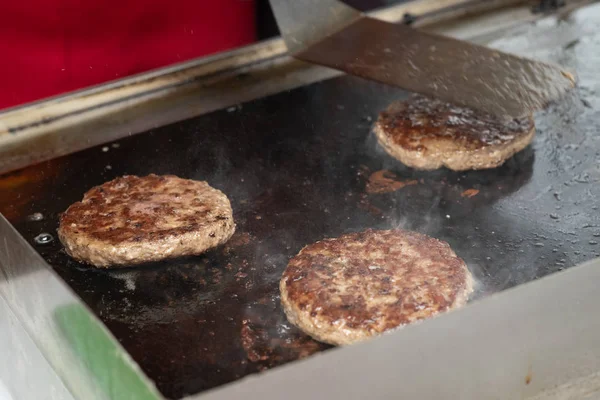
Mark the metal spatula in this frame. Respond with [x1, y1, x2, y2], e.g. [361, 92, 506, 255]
[269, 0, 576, 118]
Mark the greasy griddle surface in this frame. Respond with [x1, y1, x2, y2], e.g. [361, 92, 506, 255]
[6, 11, 600, 399]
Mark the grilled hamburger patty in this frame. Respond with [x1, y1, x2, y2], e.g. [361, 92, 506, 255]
[280, 229, 473, 346]
[374, 94, 535, 171]
[58, 174, 235, 268]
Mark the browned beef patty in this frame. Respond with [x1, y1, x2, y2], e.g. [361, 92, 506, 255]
[58, 174, 235, 268]
[280, 229, 473, 346]
[374, 94, 535, 171]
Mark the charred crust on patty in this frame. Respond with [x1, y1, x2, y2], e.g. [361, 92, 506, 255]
[373, 94, 535, 171]
[58, 174, 235, 268]
[280, 229, 473, 346]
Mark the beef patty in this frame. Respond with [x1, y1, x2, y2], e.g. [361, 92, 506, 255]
[373, 94, 535, 171]
[280, 229, 473, 346]
[58, 174, 235, 268]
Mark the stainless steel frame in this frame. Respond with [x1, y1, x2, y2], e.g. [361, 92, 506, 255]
[1, 1, 599, 399]
[0, 295, 75, 400]
[0, 214, 162, 400]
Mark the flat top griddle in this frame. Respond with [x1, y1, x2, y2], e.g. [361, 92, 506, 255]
[3, 9, 600, 399]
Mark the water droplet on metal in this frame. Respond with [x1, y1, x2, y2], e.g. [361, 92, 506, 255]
[27, 212, 44, 222]
[34, 233, 54, 245]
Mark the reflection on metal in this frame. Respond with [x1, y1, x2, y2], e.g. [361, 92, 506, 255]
[269, 0, 360, 52]
[0, 295, 75, 400]
[270, 0, 575, 118]
[0, 0, 580, 175]
[0, 215, 162, 400]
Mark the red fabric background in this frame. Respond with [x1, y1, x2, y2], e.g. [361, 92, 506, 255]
[0, 0, 256, 110]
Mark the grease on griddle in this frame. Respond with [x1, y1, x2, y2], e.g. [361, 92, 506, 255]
[461, 189, 480, 198]
[93, 258, 235, 326]
[0, 161, 62, 221]
[366, 170, 419, 194]
[241, 298, 330, 369]
[358, 148, 533, 217]
[222, 232, 254, 254]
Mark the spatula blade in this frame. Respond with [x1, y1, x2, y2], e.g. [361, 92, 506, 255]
[269, 0, 575, 118]
[294, 17, 575, 118]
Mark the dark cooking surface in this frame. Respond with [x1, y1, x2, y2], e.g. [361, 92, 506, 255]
[5, 8, 600, 399]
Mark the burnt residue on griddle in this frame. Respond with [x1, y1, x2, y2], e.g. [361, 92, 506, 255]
[6, 6, 600, 397]
[360, 141, 535, 222]
[366, 169, 419, 194]
[240, 295, 330, 369]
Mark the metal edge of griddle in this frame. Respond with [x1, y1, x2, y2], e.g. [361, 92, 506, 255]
[0, 295, 76, 400]
[193, 256, 600, 400]
[0, 214, 165, 400]
[0, 0, 581, 176]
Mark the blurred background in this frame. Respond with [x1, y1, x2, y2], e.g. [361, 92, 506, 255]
[0, 0, 405, 111]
